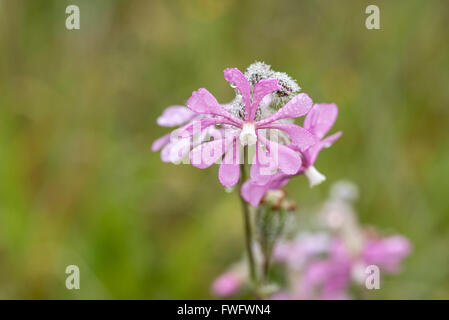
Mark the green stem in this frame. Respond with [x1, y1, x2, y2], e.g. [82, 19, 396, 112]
[238, 146, 256, 285]
[262, 249, 271, 283]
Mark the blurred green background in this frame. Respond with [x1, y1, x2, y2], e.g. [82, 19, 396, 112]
[0, 0, 448, 299]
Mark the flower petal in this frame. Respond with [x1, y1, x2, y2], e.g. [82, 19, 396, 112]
[259, 135, 302, 175]
[187, 88, 243, 126]
[305, 131, 342, 165]
[165, 138, 191, 164]
[256, 93, 313, 126]
[241, 180, 270, 207]
[258, 123, 316, 152]
[180, 117, 237, 137]
[241, 173, 290, 207]
[250, 147, 275, 185]
[219, 138, 241, 187]
[151, 133, 171, 152]
[189, 138, 227, 169]
[322, 131, 342, 148]
[223, 68, 251, 120]
[157, 106, 196, 127]
[249, 78, 281, 121]
[303, 103, 338, 139]
[160, 143, 172, 163]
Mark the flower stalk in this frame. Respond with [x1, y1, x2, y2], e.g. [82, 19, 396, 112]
[238, 146, 256, 286]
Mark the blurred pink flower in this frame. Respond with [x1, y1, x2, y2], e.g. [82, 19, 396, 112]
[297, 239, 352, 299]
[362, 235, 411, 273]
[270, 232, 411, 300]
[211, 271, 243, 298]
[273, 233, 331, 270]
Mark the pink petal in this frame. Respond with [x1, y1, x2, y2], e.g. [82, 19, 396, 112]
[259, 135, 302, 175]
[156, 106, 196, 127]
[219, 138, 241, 187]
[250, 159, 273, 185]
[189, 138, 227, 169]
[180, 117, 237, 137]
[304, 131, 342, 165]
[219, 162, 240, 187]
[321, 131, 342, 148]
[270, 173, 290, 190]
[249, 144, 277, 185]
[241, 180, 270, 207]
[151, 133, 171, 152]
[241, 173, 290, 207]
[248, 78, 281, 121]
[187, 88, 243, 126]
[168, 138, 192, 163]
[255, 93, 313, 126]
[223, 68, 251, 120]
[160, 143, 172, 162]
[303, 103, 338, 139]
[258, 123, 316, 152]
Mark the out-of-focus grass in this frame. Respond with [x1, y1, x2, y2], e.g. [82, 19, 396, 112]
[0, 0, 448, 298]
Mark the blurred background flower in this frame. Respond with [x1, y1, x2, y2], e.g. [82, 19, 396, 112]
[0, 0, 448, 299]
[214, 181, 412, 300]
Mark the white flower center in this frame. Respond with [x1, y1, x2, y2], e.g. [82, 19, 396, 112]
[239, 123, 257, 146]
[304, 166, 326, 187]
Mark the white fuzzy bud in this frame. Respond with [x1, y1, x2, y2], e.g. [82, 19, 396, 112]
[304, 166, 326, 187]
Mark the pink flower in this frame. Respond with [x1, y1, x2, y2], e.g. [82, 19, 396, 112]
[271, 239, 352, 300]
[292, 239, 352, 299]
[273, 233, 331, 270]
[186, 68, 316, 187]
[293, 103, 342, 187]
[211, 271, 243, 297]
[242, 103, 341, 206]
[273, 233, 411, 300]
[298, 235, 411, 299]
[362, 235, 411, 273]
